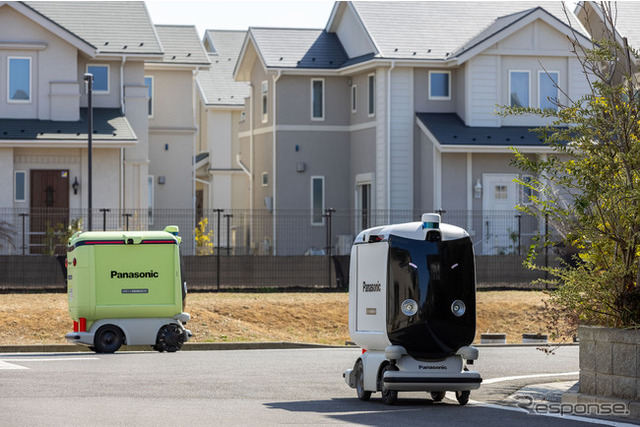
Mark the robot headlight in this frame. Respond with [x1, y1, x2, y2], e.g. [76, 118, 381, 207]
[401, 299, 418, 316]
[451, 300, 466, 317]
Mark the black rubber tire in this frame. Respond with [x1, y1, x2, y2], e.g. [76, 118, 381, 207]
[455, 390, 470, 406]
[355, 360, 371, 401]
[430, 391, 446, 402]
[155, 324, 185, 353]
[379, 364, 398, 405]
[93, 325, 123, 353]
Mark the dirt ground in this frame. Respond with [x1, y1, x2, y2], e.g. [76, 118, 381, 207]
[0, 291, 576, 346]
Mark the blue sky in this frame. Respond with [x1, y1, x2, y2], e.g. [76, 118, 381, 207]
[145, 1, 336, 37]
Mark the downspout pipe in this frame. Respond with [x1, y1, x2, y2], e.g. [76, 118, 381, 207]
[272, 71, 282, 255]
[387, 61, 395, 216]
[192, 67, 200, 252]
[248, 83, 254, 250]
[120, 56, 127, 214]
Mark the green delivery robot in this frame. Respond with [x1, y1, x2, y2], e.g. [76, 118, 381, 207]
[65, 225, 191, 353]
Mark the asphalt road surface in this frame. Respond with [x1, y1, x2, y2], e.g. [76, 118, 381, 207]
[0, 345, 631, 426]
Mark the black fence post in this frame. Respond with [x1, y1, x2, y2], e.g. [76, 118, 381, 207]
[224, 213, 233, 256]
[544, 213, 549, 288]
[122, 213, 132, 231]
[516, 213, 522, 256]
[19, 213, 28, 255]
[100, 208, 110, 231]
[325, 208, 335, 288]
[214, 209, 223, 290]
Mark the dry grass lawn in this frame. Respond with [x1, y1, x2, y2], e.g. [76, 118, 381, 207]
[0, 291, 575, 346]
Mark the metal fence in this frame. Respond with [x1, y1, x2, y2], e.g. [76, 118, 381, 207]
[0, 208, 554, 256]
[0, 208, 561, 290]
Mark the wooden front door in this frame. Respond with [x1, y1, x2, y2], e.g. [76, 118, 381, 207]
[30, 170, 70, 254]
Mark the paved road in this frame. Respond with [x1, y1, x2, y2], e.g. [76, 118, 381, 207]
[0, 345, 628, 426]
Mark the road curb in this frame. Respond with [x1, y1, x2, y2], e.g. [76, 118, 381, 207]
[0, 342, 353, 353]
[0, 342, 578, 353]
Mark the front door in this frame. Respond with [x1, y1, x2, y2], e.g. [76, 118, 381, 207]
[482, 173, 518, 255]
[30, 170, 70, 254]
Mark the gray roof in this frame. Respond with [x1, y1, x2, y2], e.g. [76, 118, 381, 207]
[248, 27, 348, 69]
[349, 1, 587, 61]
[417, 113, 550, 147]
[0, 108, 136, 142]
[23, 1, 162, 56]
[151, 25, 210, 65]
[198, 30, 249, 106]
[591, 2, 640, 51]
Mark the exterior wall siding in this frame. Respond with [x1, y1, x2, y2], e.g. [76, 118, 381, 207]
[469, 55, 500, 126]
[389, 67, 413, 211]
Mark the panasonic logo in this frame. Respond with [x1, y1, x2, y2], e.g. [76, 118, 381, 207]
[362, 281, 381, 292]
[111, 270, 159, 279]
[418, 365, 448, 370]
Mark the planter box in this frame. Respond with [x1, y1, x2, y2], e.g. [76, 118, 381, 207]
[578, 325, 640, 401]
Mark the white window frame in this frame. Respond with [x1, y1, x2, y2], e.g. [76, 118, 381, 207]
[261, 80, 268, 123]
[521, 174, 534, 206]
[7, 56, 32, 103]
[367, 73, 375, 117]
[311, 78, 325, 121]
[538, 70, 559, 111]
[14, 170, 26, 202]
[144, 75, 154, 118]
[428, 70, 451, 100]
[261, 172, 268, 187]
[509, 70, 530, 108]
[351, 84, 357, 113]
[87, 64, 110, 94]
[311, 176, 325, 226]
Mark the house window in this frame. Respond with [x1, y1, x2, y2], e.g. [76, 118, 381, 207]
[494, 185, 508, 200]
[311, 78, 324, 120]
[351, 85, 357, 113]
[144, 76, 154, 117]
[262, 172, 268, 187]
[311, 176, 325, 226]
[261, 81, 268, 123]
[368, 73, 375, 116]
[8, 57, 31, 102]
[539, 71, 559, 111]
[509, 70, 529, 107]
[429, 71, 451, 100]
[14, 171, 26, 202]
[521, 175, 534, 205]
[87, 64, 109, 94]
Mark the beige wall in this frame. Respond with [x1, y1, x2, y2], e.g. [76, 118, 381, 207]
[0, 5, 79, 120]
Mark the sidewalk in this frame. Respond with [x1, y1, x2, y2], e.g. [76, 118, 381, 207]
[510, 381, 640, 424]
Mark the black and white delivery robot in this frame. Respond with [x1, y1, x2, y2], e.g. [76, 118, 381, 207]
[343, 213, 482, 405]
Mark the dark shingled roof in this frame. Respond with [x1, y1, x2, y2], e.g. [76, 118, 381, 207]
[0, 108, 136, 141]
[417, 113, 550, 146]
[249, 28, 348, 69]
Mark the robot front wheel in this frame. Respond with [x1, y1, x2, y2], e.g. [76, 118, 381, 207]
[378, 364, 399, 405]
[355, 360, 371, 401]
[431, 390, 470, 405]
[153, 324, 185, 353]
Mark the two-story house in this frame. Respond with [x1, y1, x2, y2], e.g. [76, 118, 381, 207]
[0, 2, 207, 253]
[231, 1, 592, 255]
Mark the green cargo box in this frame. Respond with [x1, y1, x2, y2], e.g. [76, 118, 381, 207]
[67, 226, 184, 328]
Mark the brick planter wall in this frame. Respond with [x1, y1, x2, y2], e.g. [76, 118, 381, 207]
[578, 325, 640, 401]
